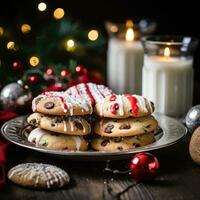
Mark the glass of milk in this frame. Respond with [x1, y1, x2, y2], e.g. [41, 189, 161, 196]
[142, 35, 198, 118]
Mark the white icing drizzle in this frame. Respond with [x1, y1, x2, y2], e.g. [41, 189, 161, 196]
[133, 95, 153, 113]
[28, 128, 49, 145]
[100, 98, 105, 116]
[63, 120, 67, 132]
[8, 163, 69, 189]
[71, 136, 82, 150]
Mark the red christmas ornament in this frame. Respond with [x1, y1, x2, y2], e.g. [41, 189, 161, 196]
[79, 74, 90, 83]
[28, 75, 39, 84]
[12, 61, 23, 70]
[130, 152, 159, 181]
[60, 69, 70, 77]
[75, 65, 88, 75]
[45, 83, 64, 92]
[45, 67, 54, 75]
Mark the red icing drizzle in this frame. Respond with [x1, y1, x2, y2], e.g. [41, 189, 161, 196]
[75, 85, 81, 95]
[110, 103, 119, 114]
[109, 95, 116, 101]
[96, 86, 105, 98]
[125, 94, 138, 117]
[84, 84, 95, 105]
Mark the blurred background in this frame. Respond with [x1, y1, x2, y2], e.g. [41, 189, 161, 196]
[0, 0, 199, 115]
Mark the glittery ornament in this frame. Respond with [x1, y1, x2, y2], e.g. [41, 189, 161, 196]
[186, 105, 200, 133]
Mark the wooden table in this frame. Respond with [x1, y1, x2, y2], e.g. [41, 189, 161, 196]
[1, 134, 200, 200]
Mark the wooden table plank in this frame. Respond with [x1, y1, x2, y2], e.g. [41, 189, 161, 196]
[1, 135, 200, 200]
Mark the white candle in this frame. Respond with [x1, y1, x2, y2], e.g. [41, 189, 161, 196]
[107, 26, 144, 94]
[142, 47, 193, 117]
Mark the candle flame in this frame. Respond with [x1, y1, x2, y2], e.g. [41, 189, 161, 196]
[164, 47, 170, 57]
[126, 28, 134, 41]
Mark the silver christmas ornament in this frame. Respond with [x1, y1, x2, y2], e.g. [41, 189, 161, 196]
[185, 105, 200, 133]
[0, 82, 32, 112]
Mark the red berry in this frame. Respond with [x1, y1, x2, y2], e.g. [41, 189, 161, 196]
[46, 67, 54, 75]
[75, 65, 88, 75]
[12, 61, 23, 70]
[60, 69, 70, 77]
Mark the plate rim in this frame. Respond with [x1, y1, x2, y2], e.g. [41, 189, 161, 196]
[0, 114, 187, 158]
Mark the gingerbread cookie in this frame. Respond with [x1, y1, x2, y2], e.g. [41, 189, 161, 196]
[66, 83, 114, 105]
[27, 113, 91, 135]
[32, 91, 93, 116]
[8, 163, 70, 189]
[95, 94, 154, 118]
[28, 128, 88, 151]
[94, 116, 158, 137]
[91, 133, 155, 151]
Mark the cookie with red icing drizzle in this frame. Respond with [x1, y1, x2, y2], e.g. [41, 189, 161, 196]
[32, 91, 93, 116]
[95, 94, 154, 118]
[66, 83, 114, 106]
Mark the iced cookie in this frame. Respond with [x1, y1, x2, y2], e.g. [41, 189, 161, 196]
[8, 163, 70, 189]
[28, 128, 88, 151]
[94, 116, 158, 137]
[91, 133, 155, 151]
[66, 83, 114, 105]
[32, 91, 93, 116]
[95, 94, 154, 118]
[27, 113, 91, 135]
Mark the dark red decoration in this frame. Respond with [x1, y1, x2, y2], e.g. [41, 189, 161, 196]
[79, 74, 90, 83]
[130, 152, 159, 181]
[67, 79, 80, 88]
[12, 61, 23, 70]
[45, 67, 54, 75]
[0, 110, 18, 126]
[45, 83, 65, 92]
[28, 75, 39, 84]
[60, 69, 70, 77]
[75, 65, 88, 75]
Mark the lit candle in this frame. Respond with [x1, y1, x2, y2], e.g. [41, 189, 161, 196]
[107, 20, 144, 94]
[142, 36, 198, 117]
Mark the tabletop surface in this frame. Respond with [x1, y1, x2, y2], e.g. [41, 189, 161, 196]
[1, 134, 200, 200]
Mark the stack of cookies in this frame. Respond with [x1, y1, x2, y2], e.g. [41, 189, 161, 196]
[27, 83, 113, 151]
[91, 94, 158, 151]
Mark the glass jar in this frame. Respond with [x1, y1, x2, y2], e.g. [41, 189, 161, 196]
[142, 35, 198, 117]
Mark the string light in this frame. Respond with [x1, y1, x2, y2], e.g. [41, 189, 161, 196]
[0, 27, 4, 36]
[29, 56, 40, 67]
[53, 8, 65, 20]
[24, 85, 29, 90]
[65, 39, 76, 52]
[88, 30, 99, 41]
[7, 41, 15, 50]
[21, 24, 31, 34]
[110, 25, 118, 33]
[38, 2, 47, 11]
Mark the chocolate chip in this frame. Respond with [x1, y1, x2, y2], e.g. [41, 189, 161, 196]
[104, 124, 114, 133]
[44, 102, 55, 109]
[133, 143, 140, 147]
[74, 121, 83, 130]
[113, 137, 122, 143]
[145, 124, 151, 128]
[29, 119, 36, 126]
[130, 109, 133, 113]
[101, 139, 110, 146]
[117, 146, 123, 150]
[51, 123, 56, 127]
[119, 124, 131, 129]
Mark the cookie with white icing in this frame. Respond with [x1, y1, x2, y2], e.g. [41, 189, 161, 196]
[32, 91, 93, 116]
[94, 115, 158, 137]
[95, 94, 154, 118]
[91, 132, 155, 151]
[28, 128, 88, 151]
[8, 163, 70, 189]
[27, 113, 91, 135]
[66, 83, 114, 105]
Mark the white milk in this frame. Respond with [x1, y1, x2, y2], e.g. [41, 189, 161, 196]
[142, 55, 193, 117]
[107, 38, 144, 94]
